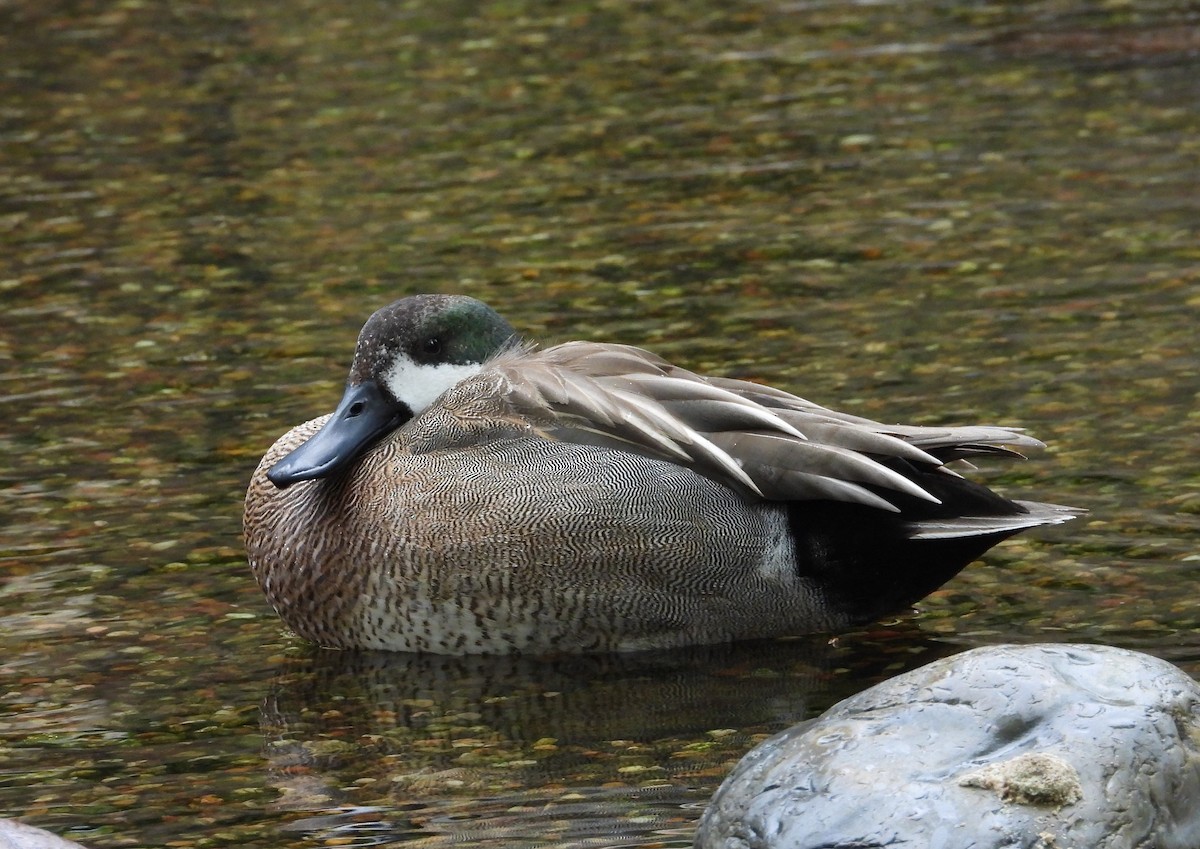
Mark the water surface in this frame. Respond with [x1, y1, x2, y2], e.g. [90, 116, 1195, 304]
[2, 1, 1198, 846]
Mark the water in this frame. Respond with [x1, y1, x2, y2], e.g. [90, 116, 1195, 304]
[2, 1, 1198, 846]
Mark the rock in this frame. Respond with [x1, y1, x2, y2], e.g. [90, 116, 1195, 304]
[695, 643, 1200, 849]
[0, 820, 89, 849]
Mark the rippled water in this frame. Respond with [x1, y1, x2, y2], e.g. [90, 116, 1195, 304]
[2, 1, 1198, 846]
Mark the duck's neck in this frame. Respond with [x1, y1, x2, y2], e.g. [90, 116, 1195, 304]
[380, 355, 484, 418]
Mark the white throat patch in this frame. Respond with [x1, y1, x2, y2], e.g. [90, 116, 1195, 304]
[381, 353, 482, 417]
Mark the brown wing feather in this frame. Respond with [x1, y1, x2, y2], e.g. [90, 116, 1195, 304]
[467, 342, 1040, 510]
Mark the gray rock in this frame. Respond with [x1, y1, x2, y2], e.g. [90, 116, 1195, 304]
[695, 643, 1200, 849]
[0, 820, 88, 849]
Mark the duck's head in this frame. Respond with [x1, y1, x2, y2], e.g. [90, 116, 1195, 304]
[267, 294, 518, 489]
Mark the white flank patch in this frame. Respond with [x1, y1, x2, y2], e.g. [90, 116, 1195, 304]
[757, 509, 796, 584]
[382, 353, 482, 416]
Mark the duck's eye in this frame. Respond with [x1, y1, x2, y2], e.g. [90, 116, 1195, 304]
[422, 337, 442, 355]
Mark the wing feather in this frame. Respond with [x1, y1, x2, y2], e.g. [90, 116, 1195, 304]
[470, 341, 1043, 510]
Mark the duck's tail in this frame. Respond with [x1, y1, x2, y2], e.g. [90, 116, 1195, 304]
[787, 466, 1083, 628]
[907, 500, 1083, 540]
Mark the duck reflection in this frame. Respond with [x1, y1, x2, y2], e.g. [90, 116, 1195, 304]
[257, 630, 961, 846]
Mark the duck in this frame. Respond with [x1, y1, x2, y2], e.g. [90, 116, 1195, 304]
[244, 294, 1081, 655]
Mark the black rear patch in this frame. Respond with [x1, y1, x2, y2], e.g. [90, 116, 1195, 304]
[788, 460, 1028, 623]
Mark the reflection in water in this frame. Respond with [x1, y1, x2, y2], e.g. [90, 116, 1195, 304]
[258, 634, 958, 846]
